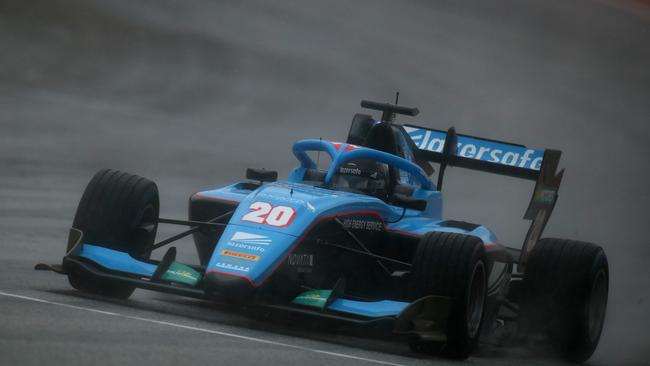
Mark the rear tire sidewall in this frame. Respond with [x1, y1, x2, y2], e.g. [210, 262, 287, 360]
[466, 259, 487, 340]
[521, 239, 609, 363]
[407, 232, 488, 359]
[447, 244, 487, 358]
[568, 249, 608, 362]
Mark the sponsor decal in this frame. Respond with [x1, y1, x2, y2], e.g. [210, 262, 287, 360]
[257, 193, 307, 205]
[288, 253, 314, 267]
[242, 201, 296, 227]
[255, 193, 315, 212]
[301, 292, 324, 299]
[225, 231, 271, 253]
[287, 253, 314, 273]
[222, 250, 260, 262]
[404, 126, 544, 170]
[533, 187, 557, 205]
[342, 218, 383, 231]
[227, 243, 266, 252]
[168, 270, 196, 280]
[161, 262, 202, 286]
[292, 290, 333, 310]
[339, 166, 362, 175]
[221, 257, 247, 264]
[214, 262, 250, 272]
[230, 231, 272, 244]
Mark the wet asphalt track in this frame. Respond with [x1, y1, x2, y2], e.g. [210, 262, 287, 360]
[1, 0, 649, 365]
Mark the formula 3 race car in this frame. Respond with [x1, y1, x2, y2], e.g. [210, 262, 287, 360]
[37, 99, 609, 362]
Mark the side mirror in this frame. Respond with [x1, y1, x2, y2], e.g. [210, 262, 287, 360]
[393, 193, 427, 211]
[246, 168, 278, 183]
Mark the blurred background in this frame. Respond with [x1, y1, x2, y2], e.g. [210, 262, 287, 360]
[1, 0, 648, 365]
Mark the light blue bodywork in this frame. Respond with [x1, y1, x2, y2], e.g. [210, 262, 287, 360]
[327, 298, 408, 317]
[204, 140, 499, 296]
[77, 139, 500, 319]
[78, 244, 157, 277]
[78, 244, 412, 318]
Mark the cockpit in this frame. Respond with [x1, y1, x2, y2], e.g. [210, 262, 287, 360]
[289, 138, 433, 203]
[330, 159, 390, 198]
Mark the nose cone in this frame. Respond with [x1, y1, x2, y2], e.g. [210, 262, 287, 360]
[206, 222, 300, 291]
[205, 271, 256, 296]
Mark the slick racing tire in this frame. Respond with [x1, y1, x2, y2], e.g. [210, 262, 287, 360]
[520, 238, 608, 363]
[67, 169, 159, 299]
[408, 232, 487, 360]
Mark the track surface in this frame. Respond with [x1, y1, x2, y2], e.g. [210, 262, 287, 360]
[1, 0, 649, 365]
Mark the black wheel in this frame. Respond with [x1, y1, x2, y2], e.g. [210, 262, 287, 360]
[408, 232, 488, 359]
[67, 169, 159, 299]
[520, 238, 609, 363]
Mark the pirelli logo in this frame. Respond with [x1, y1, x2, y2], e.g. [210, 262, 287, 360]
[221, 250, 260, 262]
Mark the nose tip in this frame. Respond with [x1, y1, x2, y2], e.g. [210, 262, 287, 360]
[205, 271, 256, 296]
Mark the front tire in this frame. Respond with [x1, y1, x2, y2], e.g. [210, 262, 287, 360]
[67, 169, 159, 299]
[408, 232, 488, 359]
[520, 238, 609, 363]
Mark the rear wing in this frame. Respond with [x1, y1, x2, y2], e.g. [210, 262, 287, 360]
[402, 124, 564, 269]
[403, 125, 544, 181]
[348, 99, 565, 268]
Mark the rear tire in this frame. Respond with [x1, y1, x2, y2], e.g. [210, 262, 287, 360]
[67, 169, 159, 299]
[520, 238, 609, 363]
[408, 232, 487, 359]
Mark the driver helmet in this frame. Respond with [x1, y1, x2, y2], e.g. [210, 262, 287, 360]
[333, 160, 389, 194]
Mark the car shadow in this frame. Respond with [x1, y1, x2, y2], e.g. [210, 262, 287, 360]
[41, 288, 570, 365]
[43, 288, 424, 360]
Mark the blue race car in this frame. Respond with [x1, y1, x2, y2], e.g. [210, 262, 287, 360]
[37, 99, 609, 362]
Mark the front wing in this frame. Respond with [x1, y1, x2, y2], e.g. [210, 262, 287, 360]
[36, 231, 451, 340]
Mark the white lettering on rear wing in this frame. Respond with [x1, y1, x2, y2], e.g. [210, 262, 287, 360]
[404, 126, 544, 171]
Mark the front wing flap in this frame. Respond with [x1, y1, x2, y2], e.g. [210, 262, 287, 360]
[36, 229, 452, 340]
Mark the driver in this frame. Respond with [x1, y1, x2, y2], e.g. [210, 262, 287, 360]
[331, 159, 390, 197]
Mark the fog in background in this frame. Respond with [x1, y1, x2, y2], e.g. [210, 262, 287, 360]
[1, 0, 648, 365]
